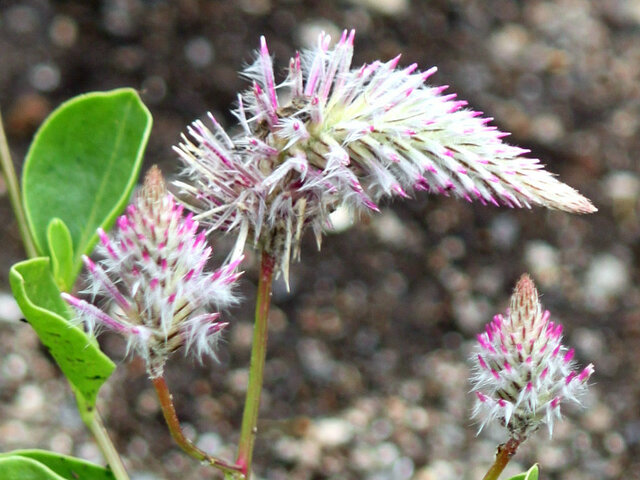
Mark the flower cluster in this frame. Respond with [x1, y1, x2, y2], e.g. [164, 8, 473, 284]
[62, 166, 242, 378]
[470, 274, 593, 439]
[175, 30, 595, 280]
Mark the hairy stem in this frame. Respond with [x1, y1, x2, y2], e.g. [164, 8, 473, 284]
[482, 437, 522, 480]
[236, 251, 276, 478]
[0, 108, 38, 258]
[152, 375, 244, 477]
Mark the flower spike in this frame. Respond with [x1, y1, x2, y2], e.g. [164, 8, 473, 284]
[62, 166, 242, 378]
[470, 274, 593, 440]
[175, 30, 596, 281]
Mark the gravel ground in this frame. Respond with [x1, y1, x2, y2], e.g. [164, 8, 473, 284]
[0, 1, 637, 479]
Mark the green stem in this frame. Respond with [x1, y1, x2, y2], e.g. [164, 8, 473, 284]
[152, 375, 244, 478]
[236, 251, 276, 478]
[75, 390, 129, 480]
[482, 437, 522, 480]
[0, 108, 38, 258]
[84, 411, 130, 480]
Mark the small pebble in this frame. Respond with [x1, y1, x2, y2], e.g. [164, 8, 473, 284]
[0, 293, 24, 323]
[530, 112, 564, 144]
[49, 432, 73, 455]
[603, 170, 639, 204]
[196, 432, 222, 453]
[372, 209, 407, 247]
[184, 37, 215, 68]
[346, 0, 409, 15]
[141, 75, 167, 104]
[127, 435, 149, 458]
[524, 240, 560, 286]
[239, 0, 272, 15]
[295, 20, 340, 49]
[489, 214, 519, 250]
[453, 295, 490, 334]
[584, 253, 629, 309]
[29, 63, 61, 92]
[77, 442, 103, 464]
[297, 338, 335, 381]
[13, 384, 44, 418]
[312, 418, 354, 447]
[49, 15, 78, 47]
[604, 432, 626, 455]
[2, 353, 27, 381]
[5, 5, 40, 34]
[136, 389, 159, 416]
[582, 403, 614, 433]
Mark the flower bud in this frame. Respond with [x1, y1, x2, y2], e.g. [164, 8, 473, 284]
[62, 166, 242, 378]
[470, 274, 593, 439]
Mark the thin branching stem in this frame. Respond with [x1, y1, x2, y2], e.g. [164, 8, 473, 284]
[0, 108, 38, 258]
[482, 437, 522, 480]
[236, 250, 276, 478]
[152, 375, 245, 478]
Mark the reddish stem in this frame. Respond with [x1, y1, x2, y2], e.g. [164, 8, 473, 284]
[152, 375, 244, 477]
[482, 437, 522, 480]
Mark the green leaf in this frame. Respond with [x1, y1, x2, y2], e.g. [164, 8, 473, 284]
[0, 456, 66, 480]
[23, 88, 152, 281]
[47, 218, 74, 292]
[506, 464, 539, 480]
[524, 464, 539, 480]
[0, 450, 115, 480]
[9, 257, 115, 409]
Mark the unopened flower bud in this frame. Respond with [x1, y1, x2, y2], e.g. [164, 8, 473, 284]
[62, 166, 242, 378]
[470, 274, 593, 439]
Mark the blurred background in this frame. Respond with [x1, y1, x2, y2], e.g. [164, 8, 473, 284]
[0, 1, 637, 479]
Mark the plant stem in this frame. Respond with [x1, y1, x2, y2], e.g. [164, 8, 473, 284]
[0, 108, 38, 258]
[482, 437, 522, 480]
[152, 375, 244, 478]
[75, 390, 130, 480]
[85, 411, 130, 480]
[236, 251, 276, 478]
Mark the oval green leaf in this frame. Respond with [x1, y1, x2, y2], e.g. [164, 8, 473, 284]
[9, 257, 115, 409]
[47, 218, 74, 292]
[0, 456, 67, 480]
[22, 88, 152, 281]
[0, 450, 115, 480]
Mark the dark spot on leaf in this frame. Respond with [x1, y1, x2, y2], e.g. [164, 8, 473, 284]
[19, 318, 27, 323]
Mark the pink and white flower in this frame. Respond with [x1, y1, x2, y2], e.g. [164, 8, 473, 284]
[62, 166, 242, 378]
[470, 274, 594, 439]
[175, 30, 595, 280]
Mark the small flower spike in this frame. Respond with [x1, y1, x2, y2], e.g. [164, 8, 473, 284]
[470, 274, 594, 440]
[62, 166, 242, 378]
[175, 30, 595, 280]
